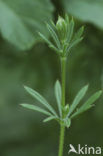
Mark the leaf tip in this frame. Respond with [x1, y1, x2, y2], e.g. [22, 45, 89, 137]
[98, 90, 102, 96]
[56, 79, 60, 84]
[85, 84, 89, 90]
[38, 32, 41, 35]
[20, 103, 26, 107]
[24, 85, 28, 90]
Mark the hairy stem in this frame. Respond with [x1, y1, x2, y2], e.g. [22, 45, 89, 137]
[58, 57, 66, 156]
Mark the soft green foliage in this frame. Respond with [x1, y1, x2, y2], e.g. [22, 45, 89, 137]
[21, 15, 102, 130]
[43, 116, 57, 123]
[24, 86, 58, 117]
[39, 15, 84, 57]
[62, 0, 103, 29]
[46, 23, 61, 49]
[63, 104, 69, 118]
[71, 90, 102, 119]
[0, 0, 54, 50]
[21, 104, 52, 116]
[1, 1, 103, 156]
[64, 118, 71, 128]
[20, 14, 102, 156]
[55, 80, 62, 117]
[21, 82, 102, 129]
[68, 85, 88, 117]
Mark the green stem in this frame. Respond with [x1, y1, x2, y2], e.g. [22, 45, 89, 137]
[61, 57, 66, 108]
[58, 57, 66, 156]
[58, 126, 65, 156]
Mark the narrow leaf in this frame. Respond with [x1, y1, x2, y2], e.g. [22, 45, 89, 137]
[24, 86, 58, 117]
[47, 23, 61, 49]
[65, 14, 69, 26]
[63, 104, 69, 117]
[71, 90, 102, 119]
[55, 80, 62, 117]
[64, 118, 71, 128]
[50, 20, 57, 30]
[43, 116, 57, 122]
[67, 37, 83, 54]
[49, 44, 59, 53]
[68, 85, 89, 117]
[39, 32, 58, 52]
[67, 26, 84, 53]
[67, 18, 74, 42]
[71, 105, 93, 119]
[39, 32, 52, 45]
[74, 26, 84, 40]
[21, 104, 51, 116]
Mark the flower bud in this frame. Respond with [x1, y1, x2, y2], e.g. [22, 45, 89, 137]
[63, 104, 69, 118]
[64, 104, 69, 113]
[56, 16, 67, 42]
[56, 16, 65, 31]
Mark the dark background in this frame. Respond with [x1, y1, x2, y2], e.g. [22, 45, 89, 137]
[0, 0, 103, 156]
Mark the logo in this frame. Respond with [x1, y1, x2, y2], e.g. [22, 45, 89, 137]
[68, 144, 102, 155]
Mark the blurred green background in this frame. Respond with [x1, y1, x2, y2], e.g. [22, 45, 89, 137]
[0, 0, 103, 156]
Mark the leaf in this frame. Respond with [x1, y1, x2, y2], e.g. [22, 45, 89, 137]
[21, 104, 52, 116]
[71, 105, 93, 119]
[63, 104, 69, 117]
[73, 26, 84, 40]
[66, 18, 74, 42]
[50, 20, 57, 30]
[39, 32, 53, 45]
[62, 0, 103, 29]
[24, 86, 58, 117]
[43, 116, 57, 122]
[46, 23, 61, 49]
[67, 85, 88, 117]
[67, 37, 83, 54]
[65, 14, 69, 26]
[55, 80, 62, 117]
[71, 90, 102, 118]
[0, 0, 54, 50]
[39, 32, 58, 52]
[66, 27, 84, 54]
[49, 45, 59, 53]
[64, 118, 71, 128]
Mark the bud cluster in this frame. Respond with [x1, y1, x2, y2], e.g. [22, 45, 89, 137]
[39, 14, 84, 58]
